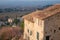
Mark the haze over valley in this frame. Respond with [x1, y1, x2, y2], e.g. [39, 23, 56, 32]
[0, 1, 60, 17]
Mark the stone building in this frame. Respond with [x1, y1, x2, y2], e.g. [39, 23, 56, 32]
[23, 4, 60, 40]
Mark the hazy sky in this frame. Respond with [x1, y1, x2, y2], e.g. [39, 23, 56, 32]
[0, 0, 60, 1]
[0, 0, 60, 8]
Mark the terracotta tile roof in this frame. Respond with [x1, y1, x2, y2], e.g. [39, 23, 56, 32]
[22, 4, 60, 22]
[44, 4, 60, 11]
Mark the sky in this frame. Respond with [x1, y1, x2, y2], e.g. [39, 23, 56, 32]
[0, 0, 60, 1]
[0, 0, 60, 8]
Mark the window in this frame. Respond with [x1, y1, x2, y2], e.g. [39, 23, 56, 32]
[30, 31, 32, 35]
[54, 30, 56, 33]
[37, 32, 39, 40]
[46, 36, 50, 40]
[59, 27, 60, 30]
[38, 20, 42, 26]
[28, 29, 29, 33]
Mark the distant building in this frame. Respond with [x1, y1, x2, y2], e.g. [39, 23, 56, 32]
[17, 17, 23, 22]
[0, 21, 6, 26]
[8, 18, 14, 23]
[23, 4, 60, 40]
[12, 23, 17, 27]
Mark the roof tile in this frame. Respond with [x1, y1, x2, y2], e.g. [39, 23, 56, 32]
[22, 4, 60, 22]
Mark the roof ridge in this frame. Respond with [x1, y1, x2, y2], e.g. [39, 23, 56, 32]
[22, 4, 60, 22]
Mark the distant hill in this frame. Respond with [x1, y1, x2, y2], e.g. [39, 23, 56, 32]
[0, 4, 53, 18]
[0, 4, 53, 13]
[37, 4, 53, 10]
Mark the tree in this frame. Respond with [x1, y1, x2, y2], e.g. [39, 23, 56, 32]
[20, 21, 24, 30]
[13, 19, 20, 25]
